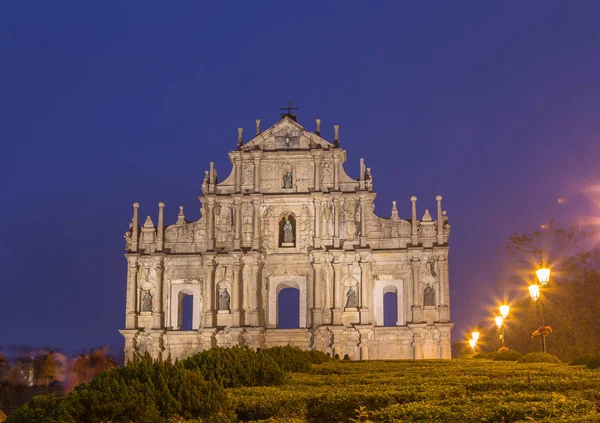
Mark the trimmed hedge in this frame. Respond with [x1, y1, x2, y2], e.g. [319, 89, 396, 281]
[258, 347, 312, 373]
[473, 350, 522, 361]
[8, 358, 233, 423]
[570, 353, 600, 369]
[517, 352, 562, 364]
[183, 346, 287, 388]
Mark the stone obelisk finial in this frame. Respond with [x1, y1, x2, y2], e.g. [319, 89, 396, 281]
[131, 202, 140, 252]
[316, 119, 321, 136]
[333, 125, 340, 147]
[436, 195, 444, 245]
[410, 196, 418, 246]
[237, 127, 243, 149]
[255, 119, 261, 136]
[157, 202, 165, 251]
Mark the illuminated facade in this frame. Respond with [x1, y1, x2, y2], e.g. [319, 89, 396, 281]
[120, 113, 453, 362]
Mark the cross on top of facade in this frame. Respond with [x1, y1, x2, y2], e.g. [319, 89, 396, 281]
[280, 101, 299, 115]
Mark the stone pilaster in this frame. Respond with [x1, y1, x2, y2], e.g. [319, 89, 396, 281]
[332, 194, 341, 248]
[311, 257, 324, 326]
[152, 257, 164, 329]
[206, 197, 215, 250]
[332, 261, 342, 324]
[313, 193, 323, 249]
[359, 196, 368, 247]
[231, 254, 241, 326]
[313, 152, 322, 192]
[233, 195, 242, 250]
[411, 258, 422, 323]
[251, 194, 261, 250]
[203, 254, 216, 328]
[359, 252, 372, 324]
[125, 255, 139, 329]
[333, 152, 340, 190]
[252, 151, 262, 192]
[131, 202, 139, 252]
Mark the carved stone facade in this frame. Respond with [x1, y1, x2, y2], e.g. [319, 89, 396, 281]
[120, 114, 453, 362]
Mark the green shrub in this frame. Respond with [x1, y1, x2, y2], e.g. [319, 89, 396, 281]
[303, 349, 330, 364]
[258, 346, 312, 373]
[517, 352, 562, 364]
[8, 358, 234, 423]
[487, 349, 522, 361]
[570, 353, 600, 369]
[183, 346, 287, 388]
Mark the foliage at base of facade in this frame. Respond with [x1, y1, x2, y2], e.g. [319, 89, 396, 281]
[258, 347, 312, 373]
[517, 352, 563, 364]
[7, 358, 233, 423]
[182, 346, 287, 388]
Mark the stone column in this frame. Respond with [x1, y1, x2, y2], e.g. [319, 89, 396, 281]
[157, 202, 165, 251]
[233, 196, 242, 250]
[131, 202, 140, 252]
[439, 329, 451, 359]
[311, 260, 323, 326]
[333, 153, 340, 190]
[313, 194, 322, 249]
[203, 256, 215, 327]
[332, 262, 342, 324]
[206, 199, 215, 250]
[333, 195, 341, 248]
[251, 195, 261, 250]
[153, 259, 164, 329]
[235, 157, 242, 193]
[359, 197, 368, 247]
[232, 259, 241, 326]
[125, 255, 139, 329]
[411, 259, 422, 323]
[438, 255, 450, 322]
[162, 261, 170, 328]
[359, 255, 372, 324]
[313, 153, 322, 192]
[252, 154, 262, 192]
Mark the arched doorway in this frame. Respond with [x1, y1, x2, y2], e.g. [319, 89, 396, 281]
[268, 276, 308, 328]
[277, 287, 300, 328]
[180, 293, 193, 331]
[383, 288, 398, 327]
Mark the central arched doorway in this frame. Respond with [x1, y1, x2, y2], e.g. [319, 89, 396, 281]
[383, 288, 398, 327]
[277, 287, 300, 328]
[268, 276, 308, 328]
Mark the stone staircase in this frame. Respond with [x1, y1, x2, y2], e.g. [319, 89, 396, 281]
[0, 384, 64, 417]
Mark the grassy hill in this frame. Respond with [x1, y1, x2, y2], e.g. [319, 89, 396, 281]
[232, 359, 600, 422]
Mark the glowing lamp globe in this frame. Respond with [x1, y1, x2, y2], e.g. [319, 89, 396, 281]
[471, 331, 480, 342]
[495, 316, 503, 329]
[499, 305, 510, 319]
[469, 339, 476, 349]
[529, 284, 540, 301]
[536, 268, 550, 287]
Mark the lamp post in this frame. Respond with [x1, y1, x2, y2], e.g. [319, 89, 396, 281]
[496, 305, 510, 350]
[529, 268, 550, 353]
[469, 331, 480, 355]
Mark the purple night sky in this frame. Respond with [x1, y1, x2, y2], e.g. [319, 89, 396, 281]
[1, 2, 600, 353]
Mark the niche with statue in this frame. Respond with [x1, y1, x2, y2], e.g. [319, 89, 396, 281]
[279, 214, 296, 248]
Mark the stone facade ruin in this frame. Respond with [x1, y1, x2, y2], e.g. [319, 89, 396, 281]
[120, 114, 453, 362]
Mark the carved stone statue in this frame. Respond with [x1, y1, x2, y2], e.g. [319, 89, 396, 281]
[346, 288, 357, 308]
[141, 289, 153, 312]
[423, 284, 435, 306]
[365, 167, 373, 191]
[283, 218, 294, 243]
[219, 288, 230, 311]
[283, 171, 292, 189]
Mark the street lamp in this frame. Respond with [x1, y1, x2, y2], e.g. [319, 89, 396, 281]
[471, 331, 480, 343]
[469, 339, 476, 352]
[536, 268, 550, 287]
[495, 315, 506, 350]
[530, 268, 550, 353]
[528, 284, 540, 301]
[500, 305, 510, 319]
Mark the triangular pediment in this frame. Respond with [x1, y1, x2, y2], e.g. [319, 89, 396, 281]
[241, 116, 335, 151]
